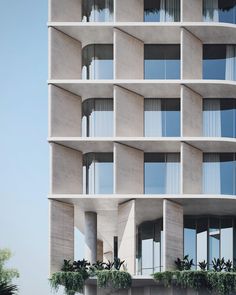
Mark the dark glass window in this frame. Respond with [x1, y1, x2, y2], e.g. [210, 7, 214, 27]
[144, 98, 180, 137]
[82, 0, 113, 22]
[144, 0, 180, 22]
[203, 0, 236, 24]
[82, 44, 113, 79]
[144, 45, 180, 79]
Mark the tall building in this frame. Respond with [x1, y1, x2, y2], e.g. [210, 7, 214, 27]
[48, 1, 236, 294]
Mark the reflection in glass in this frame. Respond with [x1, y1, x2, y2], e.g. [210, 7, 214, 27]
[209, 218, 220, 269]
[144, 0, 180, 22]
[221, 218, 233, 262]
[82, 98, 113, 137]
[82, 0, 113, 22]
[184, 218, 196, 267]
[203, 0, 236, 24]
[144, 153, 180, 194]
[83, 153, 113, 194]
[144, 45, 180, 79]
[144, 98, 180, 137]
[197, 218, 208, 267]
[82, 44, 113, 79]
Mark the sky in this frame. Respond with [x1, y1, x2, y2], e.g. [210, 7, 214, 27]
[0, 1, 65, 294]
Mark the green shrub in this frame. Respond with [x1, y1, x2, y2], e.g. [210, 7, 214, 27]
[97, 270, 132, 289]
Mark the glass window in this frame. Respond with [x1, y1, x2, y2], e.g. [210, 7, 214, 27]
[196, 217, 208, 267]
[144, 153, 180, 194]
[82, 0, 113, 22]
[83, 153, 113, 194]
[209, 218, 220, 269]
[144, 0, 180, 22]
[82, 98, 113, 137]
[82, 44, 113, 80]
[184, 218, 196, 268]
[221, 218, 233, 262]
[144, 45, 180, 79]
[144, 98, 180, 137]
[203, 0, 236, 24]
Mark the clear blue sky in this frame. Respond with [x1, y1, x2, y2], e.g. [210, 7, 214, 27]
[0, 1, 65, 294]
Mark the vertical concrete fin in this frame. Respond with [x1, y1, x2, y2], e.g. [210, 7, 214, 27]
[163, 199, 183, 271]
[49, 0, 82, 22]
[49, 85, 82, 137]
[114, 28, 144, 79]
[50, 143, 83, 194]
[85, 212, 97, 264]
[181, 85, 202, 137]
[49, 200, 74, 274]
[114, 86, 144, 137]
[97, 240, 104, 261]
[118, 200, 136, 275]
[181, 28, 202, 79]
[181, 0, 202, 22]
[49, 27, 82, 79]
[114, 143, 144, 194]
[115, 0, 144, 22]
[181, 142, 203, 194]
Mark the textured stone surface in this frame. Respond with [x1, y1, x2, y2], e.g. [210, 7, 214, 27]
[85, 212, 97, 264]
[181, 0, 202, 22]
[49, 0, 82, 22]
[115, 0, 143, 22]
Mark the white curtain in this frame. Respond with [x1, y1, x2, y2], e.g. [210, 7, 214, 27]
[160, 0, 180, 22]
[93, 99, 113, 136]
[165, 153, 180, 194]
[203, 154, 221, 194]
[226, 45, 236, 81]
[88, 157, 96, 194]
[203, 0, 219, 22]
[145, 99, 162, 136]
[203, 99, 221, 137]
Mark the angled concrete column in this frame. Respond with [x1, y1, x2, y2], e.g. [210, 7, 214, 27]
[49, 85, 82, 137]
[181, 0, 202, 22]
[115, 0, 143, 22]
[163, 200, 183, 271]
[114, 86, 144, 137]
[49, 27, 82, 79]
[49, 0, 82, 22]
[114, 143, 144, 194]
[49, 200, 74, 274]
[118, 200, 136, 275]
[181, 142, 202, 194]
[85, 212, 97, 264]
[181, 28, 202, 79]
[50, 143, 83, 194]
[181, 85, 202, 137]
[97, 239, 103, 261]
[114, 29, 144, 79]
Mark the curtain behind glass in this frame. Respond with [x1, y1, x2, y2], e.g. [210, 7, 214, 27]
[226, 45, 236, 80]
[160, 0, 180, 21]
[203, 99, 221, 136]
[203, 0, 219, 21]
[82, 0, 113, 22]
[165, 153, 180, 194]
[203, 154, 221, 194]
[145, 99, 162, 136]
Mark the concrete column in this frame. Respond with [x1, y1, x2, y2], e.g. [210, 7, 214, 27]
[181, 142, 202, 194]
[114, 28, 144, 79]
[84, 285, 97, 295]
[181, 28, 202, 80]
[118, 200, 136, 275]
[181, 85, 202, 137]
[49, 0, 82, 22]
[85, 212, 97, 264]
[50, 143, 83, 194]
[163, 199, 183, 271]
[114, 86, 144, 137]
[115, 0, 143, 22]
[49, 85, 82, 137]
[114, 143, 144, 194]
[181, 0, 202, 22]
[97, 240, 103, 261]
[49, 200, 74, 274]
[49, 27, 82, 79]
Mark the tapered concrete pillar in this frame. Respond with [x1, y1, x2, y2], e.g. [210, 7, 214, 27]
[49, 27, 82, 79]
[118, 200, 136, 275]
[49, 0, 82, 22]
[163, 199, 183, 271]
[181, 0, 202, 22]
[181, 28, 202, 79]
[114, 86, 144, 137]
[49, 85, 82, 137]
[181, 142, 202, 194]
[181, 85, 202, 137]
[115, 0, 143, 22]
[85, 212, 97, 264]
[114, 29, 144, 79]
[49, 200, 74, 274]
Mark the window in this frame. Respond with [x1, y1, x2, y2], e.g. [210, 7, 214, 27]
[82, 44, 113, 80]
[82, 0, 113, 22]
[144, 0, 180, 22]
[144, 98, 180, 136]
[82, 98, 113, 137]
[144, 45, 180, 79]
[144, 153, 180, 194]
[203, 0, 236, 24]
[83, 153, 113, 194]
[203, 45, 236, 80]
[203, 98, 236, 138]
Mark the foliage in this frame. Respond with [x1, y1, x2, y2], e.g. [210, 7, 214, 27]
[198, 260, 207, 271]
[113, 258, 125, 271]
[61, 260, 74, 272]
[97, 270, 132, 290]
[175, 255, 194, 271]
[224, 260, 233, 272]
[0, 249, 19, 284]
[0, 281, 18, 295]
[212, 258, 225, 272]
